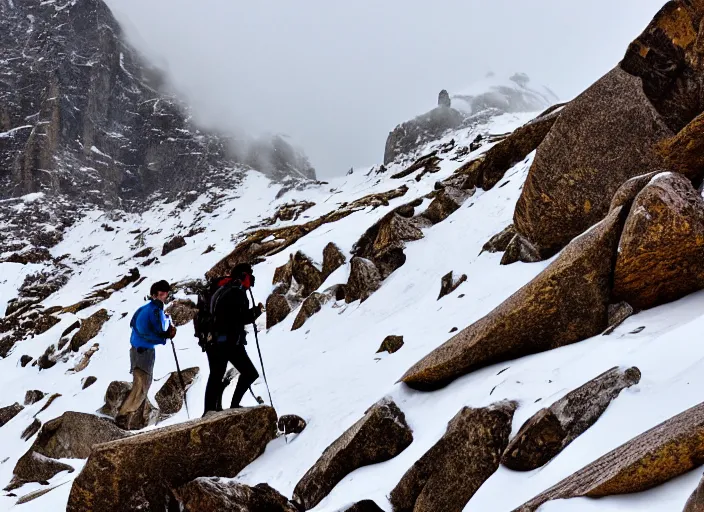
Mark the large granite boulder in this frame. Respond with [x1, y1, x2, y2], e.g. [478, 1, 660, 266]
[174, 478, 297, 512]
[266, 293, 292, 329]
[70, 309, 109, 351]
[291, 292, 331, 331]
[292, 251, 323, 297]
[155, 367, 199, 416]
[162, 236, 187, 256]
[613, 172, 704, 309]
[0, 402, 24, 427]
[421, 186, 471, 225]
[292, 398, 413, 510]
[345, 257, 382, 303]
[401, 206, 625, 390]
[322, 242, 346, 281]
[67, 407, 277, 512]
[514, 401, 704, 511]
[502, 366, 641, 471]
[390, 401, 516, 512]
[513, 67, 672, 258]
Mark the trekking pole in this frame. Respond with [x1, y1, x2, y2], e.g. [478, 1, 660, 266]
[170, 339, 191, 419]
[248, 289, 274, 410]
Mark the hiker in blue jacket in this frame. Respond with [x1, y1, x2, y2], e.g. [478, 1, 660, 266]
[117, 280, 176, 428]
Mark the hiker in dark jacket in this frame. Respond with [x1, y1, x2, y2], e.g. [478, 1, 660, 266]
[117, 280, 176, 427]
[203, 263, 264, 414]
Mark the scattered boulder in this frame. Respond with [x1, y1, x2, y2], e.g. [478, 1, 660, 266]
[61, 320, 81, 338]
[70, 343, 99, 373]
[390, 401, 516, 512]
[155, 367, 199, 416]
[272, 257, 294, 294]
[10, 412, 127, 489]
[81, 376, 97, 390]
[0, 403, 24, 427]
[422, 186, 471, 224]
[278, 415, 307, 435]
[513, 67, 672, 258]
[345, 257, 382, 303]
[613, 173, 704, 310]
[266, 294, 292, 329]
[502, 367, 641, 471]
[174, 478, 297, 512]
[342, 501, 385, 512]
[70, 309, 109, 351]
[500, 234, 541, 265]
[609, 171, 660, 213]
[514, 401, 704, 512]
[401, 207, 625, 390]
[21, 419, 41, 441]
[684, 474, 704, 512]
[98, 381, 132, 418]
[322, 242, 347, 281]
[165, 299, 198, 327]
[67, 407, 278, 512]
[377, 335, 404, 354]
[24, 390, 46, 406]
[292, 251, 324, 297]
[292, 398, 413, 510]
[3, 248, 52, 265]
[603, 302, 635, 336]
[20, 355, 32, 367]
[35, 394, 62, 416]
[162, 235, 187, 256]
[438, 271, 467, 300]
[133, 247, 152, 258]
[292, 292, 331, 331]
[37, 344, 59, 370]
[481, 224, 516, 254]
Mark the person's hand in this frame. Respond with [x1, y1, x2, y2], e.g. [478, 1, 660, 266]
[167, 324, 177, 339]
[258, 302, 265, 312]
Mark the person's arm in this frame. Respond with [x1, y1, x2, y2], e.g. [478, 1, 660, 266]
[233, 290, 263, 325]
[142, 306, 170, 345]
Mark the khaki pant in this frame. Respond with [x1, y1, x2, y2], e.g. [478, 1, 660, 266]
[118, 368, 152, 416]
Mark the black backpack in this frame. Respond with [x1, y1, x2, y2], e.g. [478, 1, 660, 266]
[194, 277, 229, 350]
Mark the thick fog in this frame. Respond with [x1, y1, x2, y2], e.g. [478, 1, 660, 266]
[106, 0, 666, 177]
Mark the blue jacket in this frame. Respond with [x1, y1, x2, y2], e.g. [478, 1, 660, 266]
[130, 300, 170, 349]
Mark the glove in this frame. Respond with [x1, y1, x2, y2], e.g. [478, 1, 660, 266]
[167, 324, 177, 339]
[254, 303, 264, 319]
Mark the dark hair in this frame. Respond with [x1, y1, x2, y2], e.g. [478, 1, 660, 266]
[150, 280, 171, 296]
[230, 263, 253, 279]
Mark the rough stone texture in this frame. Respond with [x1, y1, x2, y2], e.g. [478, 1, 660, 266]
[514, 401, 704, 512]
[377, 335, 405, 354]
[513, 67, 672, 258]
[390, 401, 516, 512]
[70, 309, 109, 351]
[24, 390, 46, 406]
[322, 242, 347, 281]
[5, 453, 74, 491]
[603, 302, 635, 336]
[155, 366, 199, 415]
[292, 292, 331, 331]
[502, 367, 641, 471]
[609, 171, 662, 213]
[266, 294, 292, 329]
[35, 393, 62, 416]
[16, 484, 65, 504]
[161, 235, 187, 256]
[261, 201, 316, 226]
[174, 478, 298, 512]
[500, 234, 541, 265]
[11, 412, 127, 488]
[657, 112, 704, 185]
[272, 257, 294, 294]
[438, 89, 451, 108]
[115, 396, 157, 432]
[165, 299, 198, 327]
[345, 257, 382, 304]
[482, 224, 516, 254]
[70, 343, 99, 373]
[0, 403, 24, 427]
[81, 376, 97, 390]
[613, 173, 704, 310]
[401, 207, 625, 390]
[438, 271, 467, 300]
[20, 355, 32, 367]
[278, 415, 308, 435]
[292, 251, 324, 297]
[98, 381, 132, 419]
[684, 474, 704, 512]
[341, 501, 384, 511]
[67, 407, 277, 512]
[391, 153, 442, 180]
[422, 186, 471, 225]
[21, 419, 41, 442]
[293, 398, 413, 510]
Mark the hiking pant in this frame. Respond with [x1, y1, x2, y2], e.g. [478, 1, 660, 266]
[119, 368, 152, 415]
[204, 342, 259, 413]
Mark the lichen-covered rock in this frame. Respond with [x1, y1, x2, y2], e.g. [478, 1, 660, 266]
[21, 419, 41, 442]
[293, 398, 413, 510]
[67, 407, 277, 512]
[609, 171, 660, 213]
[390, 401, 516, 512]
[437, 271, 467, 300]
[482, 224, 516, 254]
[278, 414, 307, 435]
[684, 474, 704, 512]
[613, 173, 704, 310]
[422, 186, 471, 224]
[0, 403, 24, 427]
[5, 453, 74, 491]
[401, 207, 625, 390]
[502, 367, 640, 471]
[155, 367, 199, 416]
[345, 257, 382, 303]
[162, 235, 187, 256]
[292, 292, 331, 331]
[115, 396, 157, 431]
[272, 257, 294, 294]
[603, 302, 635, 336]
[292, 251, 324, 297]
[513, 67, 672, 258]
[98, 381, 132, 418]
[70, 309, 109, 351]
[322, 242, 346, 281]
[656, 112, 704, 184]
[500, 233, 541, 265]
[377, 335, 404, 354]
[70, 343, 99, 373]
[174, 478, 298, 512]
[266, 294, 292, 329]
[165, 299, 198, 327]
[24, 390, 46, 406]
[514, 401, 704, 512]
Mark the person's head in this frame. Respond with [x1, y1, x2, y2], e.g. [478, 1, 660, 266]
[231, 263, 255, 289]
[150, 280, 171, 302]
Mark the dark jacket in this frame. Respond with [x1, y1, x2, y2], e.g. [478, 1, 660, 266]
[211, 278, 261, 344]
[130, 299, 170, 349]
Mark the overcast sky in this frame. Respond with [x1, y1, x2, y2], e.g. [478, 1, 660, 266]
[106, 0, 665, 177]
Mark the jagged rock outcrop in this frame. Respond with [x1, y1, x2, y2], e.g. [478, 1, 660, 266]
[24, 390, 46, 406]
[10, 412, 127, 489]
[422, 186, 472, 224]
[438, 90, 451, 108]
[390, 401, 516, 512]
[502, 367, 641, 471]
[21, 419, 41, 442]
[165, 299, 198, 327]
[272, 257, 294, 294]
[0, 402, 24, 427]
[162, 235, 187, 256]
[500, 234, 541, 265]
[437, 271, 467, 300]
[278, 414, 308, 435]
[292, 292, 331, 331]
[67, 407, 277, 512]
[155, 367, 199, 416]
[293, 398, 413, 510]
[345, 258, 382, 303]
[377, 335, 404, 354]
[174, 478, 297, 512]
[514, 401, 704, 512]
[266, 294, 292, 329]
[613, 173, 704, 310]
[603, 302, 635, 335]
[322, 242, 346, 281]
[684, 474, 704, 512]
[70, 309, 109, 351]
[513, 67, 672, 258]
[401, 207, 625, 390]
[656, 112, 704, 183]
[482, 225, 517, 254]
[82, 376, 97, 389]
[292, 251, 323, 297]
[70, 343, 100, 373]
